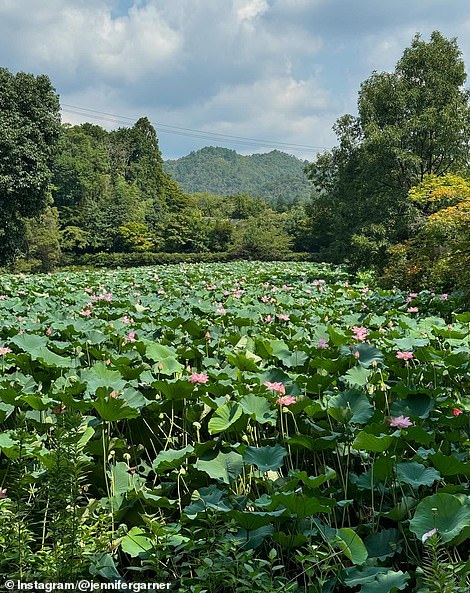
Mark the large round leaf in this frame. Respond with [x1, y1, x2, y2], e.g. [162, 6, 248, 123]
[208, 402, 244, 434]
[396, 462, 440, 488]
[243, 444, 287, 471]
[410, 493, 470, 543]
[328, 390, 373, 424]
[332, 528, 368, 565]
[196, 450, 243, 484]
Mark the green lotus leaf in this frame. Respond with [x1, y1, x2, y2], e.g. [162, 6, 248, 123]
[228, 509, 287, 530]
[208, 401, 244, 434]
[240, 394, 277, 425]
[364, 529, 402, 560]
[196, 450, 243, 484]
[94, 393, 141, 421]
[152, 445, 194, 473]
[328, 390, 374, 424]
[343, 566, 410, 593]
[145, 342, 184, 375]
[343, 365, 372, 386]
[10, 333, 49, 355]
[120, 527, 153, 558]
[354, 343, 384, 368]
[396, 461, 441, 488]
[184, 485, 233, 518]
[232, 525, 274, 550]
[332, 528, 368, 565]
[268, 492, 335, 517]
[429, 452, 470, 476]
[81, 362, 126, 394]
[410, 493, 470, 543]
[243, 444, 287, 471]
[352, 432, 394, 453]
[391, 393, 432, 418]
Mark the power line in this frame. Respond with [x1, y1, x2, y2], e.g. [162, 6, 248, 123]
[61, 103, 330, 155]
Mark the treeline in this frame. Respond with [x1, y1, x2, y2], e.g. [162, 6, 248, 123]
[2, 31, 470, 295]
[305, 31, 470, 294]
[22, 118, 308, 269]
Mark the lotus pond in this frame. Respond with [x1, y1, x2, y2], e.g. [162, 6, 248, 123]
[0, 262, 469, 592]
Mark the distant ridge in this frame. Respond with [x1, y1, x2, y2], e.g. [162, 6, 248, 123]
[164, 146, 312, 203]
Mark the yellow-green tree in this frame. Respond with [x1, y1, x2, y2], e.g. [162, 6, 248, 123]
[383, 174, 470, 290]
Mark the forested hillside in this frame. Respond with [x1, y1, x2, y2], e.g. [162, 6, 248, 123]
[164, 147, 311, 206]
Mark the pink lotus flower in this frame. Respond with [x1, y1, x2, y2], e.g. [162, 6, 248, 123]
[409, 293, 418, 298]
[352, 326, 368, 341]
[277, 395, 296, 406]
[264, 381, 286, 395]
[388, 415, 414, 429]
[317, 338, 329, 349]
[264, 315, 274, 323]
[126, 331, 136, 342]
[189, 372, 209, 384]
[46, 328, 52, 335]
[407, 307, 419, 313]
[422, 528, 438, 543]
[277, 314, 290, 321]
[81, 309, 92, 317]
[453, 408, 463, 416]
[440, 293, 448, 301]
[396, 351, 413, 361]
[0, 347, 12, 356]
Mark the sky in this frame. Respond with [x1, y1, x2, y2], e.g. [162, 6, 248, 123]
[1, 0, 470, 161]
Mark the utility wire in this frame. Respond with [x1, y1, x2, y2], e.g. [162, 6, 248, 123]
[61, 103, 329, 155]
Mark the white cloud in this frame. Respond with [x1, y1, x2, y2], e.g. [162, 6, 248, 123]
[235, 0, 268, 22]
[1, 0, 469, 159]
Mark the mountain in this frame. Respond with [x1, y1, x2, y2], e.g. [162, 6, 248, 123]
[164, 146, 312, 204]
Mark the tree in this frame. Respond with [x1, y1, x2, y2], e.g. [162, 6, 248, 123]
[383, 174, 470, 291]
[23, 203, 62, 272]
[229, 212, 292, 260]
[0, 68, 61, 264]
[305, 32, 470, 270]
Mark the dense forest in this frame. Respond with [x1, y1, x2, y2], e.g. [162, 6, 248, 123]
[164, 147, 311, 207]
[1, 31, 470, 295]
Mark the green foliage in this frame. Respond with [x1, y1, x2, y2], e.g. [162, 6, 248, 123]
[60, 250, 233, 268]
[1, 261, 469, 589]
[117, 222, 155, 252]
[164, 146, 311, 205]
[229, 212, 293, 259]
[383, 174, 470, 293]
[305, 31, 470, 272]
[52, 118, 187, 254]
[0, 68, 61, 265]
[22, 203, 62, 272]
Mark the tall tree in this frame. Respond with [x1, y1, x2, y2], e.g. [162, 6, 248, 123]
[0, 68, 61, 264]
[305, 31, 470, 269]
